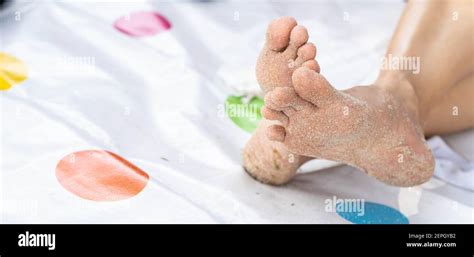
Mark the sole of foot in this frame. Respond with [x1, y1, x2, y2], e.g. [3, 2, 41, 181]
[263, 67, 435, 187]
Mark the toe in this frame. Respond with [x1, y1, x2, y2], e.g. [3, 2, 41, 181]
[266, 16, 297, 51]
[264, 92, 287, 112]
[294, 43, 317, 68]
[261, 106, 288, 126]
[302, 60, 320, 73]
[292, 67, 336, 105]
[266, 125, 286, 142]
[297, 43, 316, 61]
[266, 87, 310, 111]
[287, 25, 309, 51]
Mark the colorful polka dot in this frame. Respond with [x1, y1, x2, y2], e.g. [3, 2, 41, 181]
[225, 95, 264, 133]
[56, 150, 149, 201]
[337, 201, 409, 224]
[0, 51, 28, 90]
[114, 11, 171, 37]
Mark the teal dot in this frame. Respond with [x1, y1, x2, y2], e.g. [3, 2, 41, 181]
[337, 201, 409, 224]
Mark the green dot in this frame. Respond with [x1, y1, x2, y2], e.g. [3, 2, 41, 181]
[225, 95, 263, 133]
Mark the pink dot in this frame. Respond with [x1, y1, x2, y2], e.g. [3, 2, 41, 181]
[114, 11, 171, 37]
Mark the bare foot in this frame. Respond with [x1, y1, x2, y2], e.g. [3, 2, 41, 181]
[263, 67, 435, 187]
[243, 17, 319, 185]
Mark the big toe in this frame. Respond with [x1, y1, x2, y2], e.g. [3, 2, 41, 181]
[292, 67, 337, 105]
[266, 16, 297, 51]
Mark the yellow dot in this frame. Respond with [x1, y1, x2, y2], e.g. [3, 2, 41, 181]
[0, 51, 28, 90]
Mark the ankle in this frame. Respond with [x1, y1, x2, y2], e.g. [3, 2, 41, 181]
[374, 72, 424, 131]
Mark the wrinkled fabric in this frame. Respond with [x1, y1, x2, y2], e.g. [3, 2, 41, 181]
[1, 0, 472, 224]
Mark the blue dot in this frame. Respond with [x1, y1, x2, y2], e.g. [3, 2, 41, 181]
[336, 201, 409, 224]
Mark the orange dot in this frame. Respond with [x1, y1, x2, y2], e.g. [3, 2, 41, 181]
[56, 150, 149, 201]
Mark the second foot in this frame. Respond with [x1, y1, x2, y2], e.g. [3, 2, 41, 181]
[242, 16, 318, 185]
[243, 119, 311, 185]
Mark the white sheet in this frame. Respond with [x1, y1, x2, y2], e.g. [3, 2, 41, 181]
[1, 0, 472, 223]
